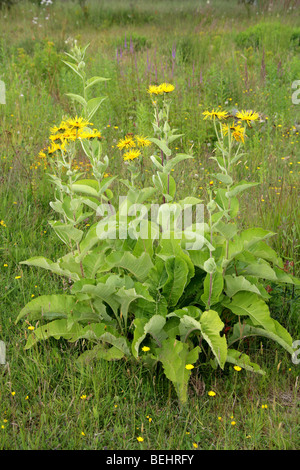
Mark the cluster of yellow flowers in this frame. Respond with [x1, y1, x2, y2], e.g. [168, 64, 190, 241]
[47, 116, 101, 155]
[147, 82, 175, 95]
[203, 108, 260, 143]
[117, 134, 151, 161]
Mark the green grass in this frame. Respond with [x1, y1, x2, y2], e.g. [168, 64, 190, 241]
[0, 0, 299, 450]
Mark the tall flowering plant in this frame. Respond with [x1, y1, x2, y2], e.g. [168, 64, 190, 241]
[16, 46, 299, 404]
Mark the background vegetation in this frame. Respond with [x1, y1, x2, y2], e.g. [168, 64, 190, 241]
[0, 0, 299, 450]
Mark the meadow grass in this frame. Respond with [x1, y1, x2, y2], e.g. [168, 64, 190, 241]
[0, 0, 299, 450]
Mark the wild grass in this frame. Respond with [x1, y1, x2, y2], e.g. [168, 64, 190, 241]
[0, 0, 299, 450]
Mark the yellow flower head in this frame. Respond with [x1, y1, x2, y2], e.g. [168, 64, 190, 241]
[66, 116, 91, 130]
[236, 110, 259, 126]
[147, 84, 164, 95]
[123, 149, 141, 161]
[185, 364, 194, 370]
[117, 135, 136, 150]
[222, 123, 245, 143]
[208, 390, 216, 397]
[203, 109, 228, 120]
[135, 135, 151, 147]
[137, 436, 144, 442]
[142, 346, 150, 352]
[159, 82, 175, 93]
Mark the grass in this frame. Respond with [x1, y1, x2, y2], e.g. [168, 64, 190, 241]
[0, 0, 299, 450]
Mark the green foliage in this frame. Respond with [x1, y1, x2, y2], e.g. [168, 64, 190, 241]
[15, 44, 299, 405]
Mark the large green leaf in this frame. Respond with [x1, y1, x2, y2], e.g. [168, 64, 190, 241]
[16, 294, 77, 323]
[179, 311, 227, 369]
[20, 256, 80, 281]
[223, 292, 294, 354]
[157, 339, 200, 404]
[228, 320, 294, 355]
[201, 270, 224, 308]
[162, 256, 189, 308]
[224, 274, 261, 298]
[225, 349, 265, 375]
[132, 315, 168, 358]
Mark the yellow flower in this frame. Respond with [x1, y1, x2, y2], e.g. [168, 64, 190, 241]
[142, 346, 150, 352]
[261, 404, 268, 409]
[192, 443, 198, 449]
[203, 109, 228, 120]
[147, 84, 164, 95]
[0, 220, 7, 227]
[27, 326, 35, 331]
[135, 135, 151, 147]
[11, 391, 16, 396]
[208, 391, 216, 397]
[123, 149, 141, 161]
[231, 421, 236, 426]
[236, 110, 259, 126]
[66, 116, 91, 129]
[81, 431, 85, 436]
[185, 364, 194, 370]
[234, 366, 242, 371]
[80, 394, 87, 400]
[159, 82, 175, 93]
[137, 436, 144, 442]
[15, 276, 21, 279]
[222, 123, 245, 143]
[117, 135, 136, 150]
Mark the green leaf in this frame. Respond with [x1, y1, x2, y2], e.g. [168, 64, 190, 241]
[149, 137, 172, 157]
[24, 319, 83, 349]
[201, 270, 224, 308]
[223, 292, 294, 354]
[162, 256, 189, 308]
[226, 181, 260, 198]
[180, 311, 227, 369]
[224, 274, 262, 298]
[16, 294, 77, 323]
[62, 60, 83, 78]
[152, 172, 176, 201]
[132, 315, 167, 358]
[226, 349, 265, 375]
[228, 320, 294, 355]
[49, 221, 83, 245]
[163, 154, 194, 174]
[85, 76, 110, 89]
[106, 251, 154, 283]
[86, 96, 106, 120]
[77, 343, 125, 362]
[65, 93, 87, 108]
[19, 256, 80, 281]
[157, 339, 200, 404]
[71, 179, 100, 197]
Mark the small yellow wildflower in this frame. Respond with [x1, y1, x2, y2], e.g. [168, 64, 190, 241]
[15, 276, 21, 279]
[208, 391, 216, 397]
[80, 394, 87, 400]
[261, 404, 268, 409]
[11, 391, 16, 396]
[192, 443, 198, 449]
[185, 364, 194, 370]
[231, 421, 236, 426]
[234, 366, 242, 371]
[0, 220, 7, 227]
[142, 346, 150, 352]
[137, 436, 144, 442]
[27, 326, 35, 331]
